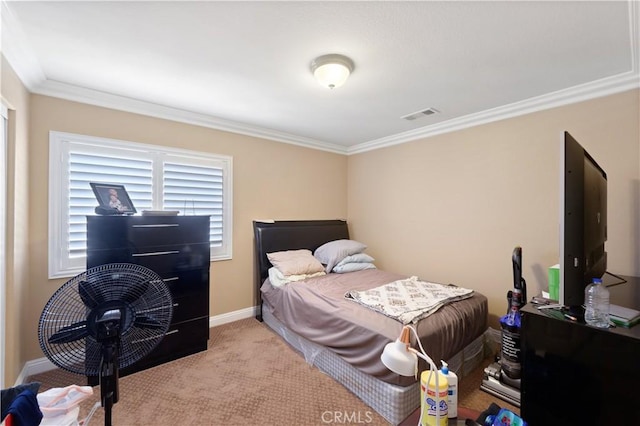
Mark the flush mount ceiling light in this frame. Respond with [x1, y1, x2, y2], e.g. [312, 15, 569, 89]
[310, 54, 355, 89]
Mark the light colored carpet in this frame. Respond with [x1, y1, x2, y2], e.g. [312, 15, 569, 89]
[28, 318, 518, 425]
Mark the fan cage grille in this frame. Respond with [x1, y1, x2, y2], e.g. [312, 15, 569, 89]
[38, 263, 173, 376]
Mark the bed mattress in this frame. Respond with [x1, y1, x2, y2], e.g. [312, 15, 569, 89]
[262, 302, 487, 425]
[261, 268, 488, 387]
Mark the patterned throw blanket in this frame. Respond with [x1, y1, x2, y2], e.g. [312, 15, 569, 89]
[345, 276, 474, 324]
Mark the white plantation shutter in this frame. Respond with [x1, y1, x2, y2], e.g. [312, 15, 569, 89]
[163, 158, 227, 254]
[69, 153, 153, 260]
[49, 131, 232, 278]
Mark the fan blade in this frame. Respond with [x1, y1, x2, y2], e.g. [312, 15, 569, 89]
[120, 279, 149, 304]
[49, 321, 89, 344]
[78, 280, 106, 309]
[133, 314, 164, 329]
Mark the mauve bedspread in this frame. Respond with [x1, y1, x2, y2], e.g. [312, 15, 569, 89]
[261, 268, 487, 387]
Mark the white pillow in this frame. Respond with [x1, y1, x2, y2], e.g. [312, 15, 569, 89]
[268, 267, 325, 288]
[332, 262, 376, 274]
[314, 239, 367, 273]
[335, 253, 375, 267]
[267, 249, 325, 276]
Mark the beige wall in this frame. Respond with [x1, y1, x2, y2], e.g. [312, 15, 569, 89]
[1, 56, 31, 385]
[22, 95, 348, 362]
[348, 89, 640, 326]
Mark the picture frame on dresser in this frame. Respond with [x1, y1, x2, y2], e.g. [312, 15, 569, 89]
[90, 182, 137, 214]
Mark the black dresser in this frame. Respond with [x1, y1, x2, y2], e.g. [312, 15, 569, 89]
[521, 274, 640, 425]
[86, 215, 211, 381]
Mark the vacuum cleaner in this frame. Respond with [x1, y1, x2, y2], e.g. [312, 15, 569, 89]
[480, 247, 526, 407]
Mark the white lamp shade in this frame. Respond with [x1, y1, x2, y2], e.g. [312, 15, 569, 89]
[311, 54, 354, 89]
[380, 339, 418, 377]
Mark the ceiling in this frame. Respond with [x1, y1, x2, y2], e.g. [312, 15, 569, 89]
[2, 1, 638, 154]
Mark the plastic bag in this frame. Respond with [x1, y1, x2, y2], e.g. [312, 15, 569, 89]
[37, 385, 93, 417]
[39, 406, 80, 426]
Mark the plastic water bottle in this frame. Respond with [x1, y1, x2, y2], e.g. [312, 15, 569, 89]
[584, 277, 610, 328]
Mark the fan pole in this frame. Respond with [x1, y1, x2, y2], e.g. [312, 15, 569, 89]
[97, 309, 122, 426]
[100, 343, 119, 426]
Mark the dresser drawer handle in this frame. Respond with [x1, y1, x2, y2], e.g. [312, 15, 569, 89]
[172, 303, 179, 308]
[163, 277, 179, 282]
[131, 333, 174, 344]
[165, 329, 179, 336]
[132, 224, 180, 228]
[132, 250, 180, 257]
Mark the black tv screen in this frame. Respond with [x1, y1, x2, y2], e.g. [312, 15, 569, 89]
[559, 131, 607, 308]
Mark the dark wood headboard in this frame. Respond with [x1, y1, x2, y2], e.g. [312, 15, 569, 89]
[253, 220, 349, 321]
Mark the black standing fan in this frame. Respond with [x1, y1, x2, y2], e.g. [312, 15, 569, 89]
[38, 263, 173, 426]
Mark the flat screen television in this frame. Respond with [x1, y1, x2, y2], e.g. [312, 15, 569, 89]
[559, 131, 607, 309]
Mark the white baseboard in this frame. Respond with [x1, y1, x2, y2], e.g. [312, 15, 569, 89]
[208, 306, 256, 328]
[15, 357, 56, 386]
[17, 306, 258, 385]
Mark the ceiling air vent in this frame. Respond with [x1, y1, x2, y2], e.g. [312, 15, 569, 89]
[401, 108, 439, 121]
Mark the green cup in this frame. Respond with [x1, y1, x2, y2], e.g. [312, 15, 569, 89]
[548, 264, 559, 301]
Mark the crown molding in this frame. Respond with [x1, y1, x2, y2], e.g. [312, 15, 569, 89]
[33, 79, 349, 155]
[36, 67, 639, 158]
[348, 70, 640, 155]
[1, 0, 347, 155]
[349, 0, 640, 155]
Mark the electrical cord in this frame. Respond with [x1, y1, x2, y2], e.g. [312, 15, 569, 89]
[604, 271, 627, 287]
[79, 401, 100, 426]
[407, 325, 442, 426]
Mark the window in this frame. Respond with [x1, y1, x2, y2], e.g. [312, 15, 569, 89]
[49, 131, 232, 279]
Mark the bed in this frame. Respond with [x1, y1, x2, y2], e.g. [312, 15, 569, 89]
[253, 220, 488, 425]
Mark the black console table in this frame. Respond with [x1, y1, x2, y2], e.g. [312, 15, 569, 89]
[521, 274, 640, 425]
[86, 215, 211, 383]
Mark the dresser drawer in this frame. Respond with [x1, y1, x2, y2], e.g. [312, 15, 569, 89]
[87, 242, 210, 274]
[127, 217, 210, 247]
[162, 268, 209, 298]
[87, 215, 210, 250]
[94, 317, 210, 385]
[171, 291, 209, 323]
[151, 317, 209, 359]
[129, 243, 210, 275]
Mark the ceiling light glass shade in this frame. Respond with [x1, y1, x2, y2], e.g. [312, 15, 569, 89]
[311, 54, 354, 89]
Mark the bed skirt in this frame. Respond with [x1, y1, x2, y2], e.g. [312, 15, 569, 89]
[262, 305, 487, 425]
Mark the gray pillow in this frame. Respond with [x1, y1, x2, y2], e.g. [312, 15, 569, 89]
[333, 262, 376, 273]
[335, 253, 375, 267]
[314, 239, 367, 273]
